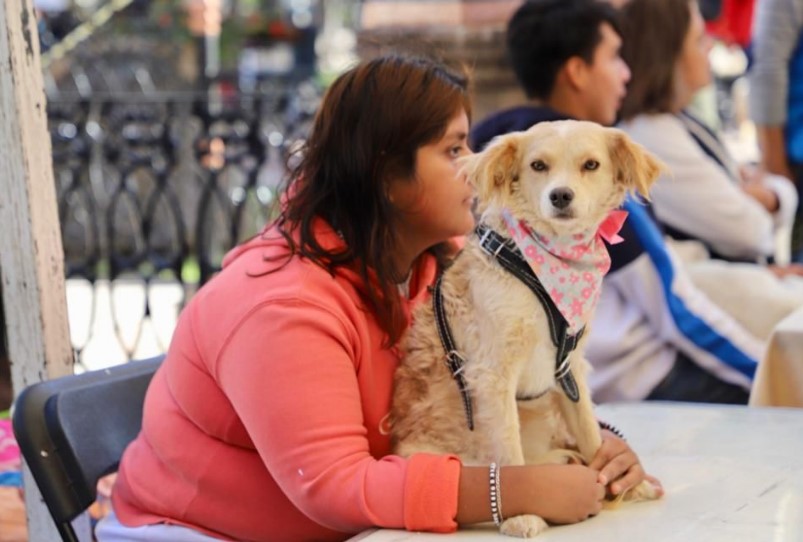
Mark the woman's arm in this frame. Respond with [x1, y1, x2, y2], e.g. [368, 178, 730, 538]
[216, 297, 632, 532]
[457, 464, 605, 525]
[458, 431, 661, 525]
[739, 164, 799, 234]
[749, 0, 803, 176]
[760, 172, 799, 232]
[605, 242, 763, 383]
[629, 117, 776, 260]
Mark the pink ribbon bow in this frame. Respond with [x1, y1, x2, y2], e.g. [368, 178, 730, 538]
[597, 210, 628, 245]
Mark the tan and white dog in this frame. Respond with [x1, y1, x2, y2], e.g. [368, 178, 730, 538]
[390, 120, 663, 537]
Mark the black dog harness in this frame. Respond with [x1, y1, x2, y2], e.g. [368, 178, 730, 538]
[433, 224, 583, 430]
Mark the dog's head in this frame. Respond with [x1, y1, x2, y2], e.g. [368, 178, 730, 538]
[462, 120, 663, 236]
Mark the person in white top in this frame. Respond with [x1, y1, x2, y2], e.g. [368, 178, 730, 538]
[618, 0, 798, 264]
[608, 0, 803, 347]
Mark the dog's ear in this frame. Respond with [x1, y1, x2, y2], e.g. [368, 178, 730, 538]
[459, 134, 521, 203]
[607, 129, 665, 199]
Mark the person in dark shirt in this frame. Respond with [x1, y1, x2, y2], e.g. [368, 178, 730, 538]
[471, 0, 629, 149]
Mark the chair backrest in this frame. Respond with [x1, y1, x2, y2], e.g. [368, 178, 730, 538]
[12, 355, 163, 540]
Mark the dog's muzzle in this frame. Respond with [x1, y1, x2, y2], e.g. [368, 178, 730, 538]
[549, 187, 574, 210]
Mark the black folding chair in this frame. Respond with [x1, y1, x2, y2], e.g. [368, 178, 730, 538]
[12, 355, 163, 541]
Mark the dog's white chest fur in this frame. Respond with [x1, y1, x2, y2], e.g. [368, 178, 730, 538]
[461, 256, 569, 400]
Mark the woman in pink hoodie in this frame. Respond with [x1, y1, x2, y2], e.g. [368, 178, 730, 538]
[97, 55, 654, 542]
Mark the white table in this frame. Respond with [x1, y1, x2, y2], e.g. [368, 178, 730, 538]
[353, 402, 803, 542]
[752, 305, 803, 407]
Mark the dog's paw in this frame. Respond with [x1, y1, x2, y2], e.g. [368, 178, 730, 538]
[623, 479, 662, 502]
[499, 514, 549, 538]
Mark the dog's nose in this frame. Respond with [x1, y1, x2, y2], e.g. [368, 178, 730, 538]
[549, 187, 574, 209]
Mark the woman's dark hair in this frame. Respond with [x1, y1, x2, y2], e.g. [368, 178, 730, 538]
[273, 55, 471, 345]
[507, 0, 622, 100]
[619, 0, 692, 120]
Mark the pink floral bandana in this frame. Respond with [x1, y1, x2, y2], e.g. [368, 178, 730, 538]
[500, 209, 628, 334]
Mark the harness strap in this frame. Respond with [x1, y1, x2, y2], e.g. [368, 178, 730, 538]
[432, 274, 475, 430]
[476, 224, 582, 402]
[430, 224, 584, 432]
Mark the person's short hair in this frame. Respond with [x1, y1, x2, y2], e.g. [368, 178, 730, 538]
[619, 0, 692, 120]
[507, 0, 622, 100]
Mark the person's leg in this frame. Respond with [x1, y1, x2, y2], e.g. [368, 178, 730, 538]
[645, 351, 749, 404]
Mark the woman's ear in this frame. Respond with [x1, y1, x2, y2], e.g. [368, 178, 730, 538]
[458, 134, 521, 205]
[607, 129, 665, 199]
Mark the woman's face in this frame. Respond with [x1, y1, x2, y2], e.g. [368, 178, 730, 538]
[675, 2, 713, 102]
[388, 109, 475, 255]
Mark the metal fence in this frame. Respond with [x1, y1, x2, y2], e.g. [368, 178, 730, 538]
[50, 81, 321, 367]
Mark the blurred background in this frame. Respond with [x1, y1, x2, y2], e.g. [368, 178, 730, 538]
[3, 0, 758, 374]
[32, 0, 358, 372]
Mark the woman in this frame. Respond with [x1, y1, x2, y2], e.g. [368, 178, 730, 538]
[618, 0, 798, 264]
[615, 0, 803, 343]
[96, 56, 656, 541]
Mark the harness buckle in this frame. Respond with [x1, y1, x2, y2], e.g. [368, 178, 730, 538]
[554, 356, 572, 379]
[479, 227, 494, 255]
[492, 239, 506, 257]
[445, 349, 466, 371]
[478, 227, 507, 258]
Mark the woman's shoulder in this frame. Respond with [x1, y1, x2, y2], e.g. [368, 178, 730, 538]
[619, 114, 704, 158]
[619, 113, 687, 138]
[183, 247, 365, 364]
[189, 230, 361, 325]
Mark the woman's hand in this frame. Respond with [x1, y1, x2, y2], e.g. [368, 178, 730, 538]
[520, 464, 606, 524]
[739, 164, 780, 212]
[769, 263, 803, 279]
[741, 181, 780, 213]
[588, 430, 663, 497]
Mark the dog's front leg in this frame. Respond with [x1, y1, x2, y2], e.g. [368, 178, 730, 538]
[474, 379, 526, 465]
[558, 358, 661, 505]
[473, 369, 551, 538]
[556, 356, 602, 463]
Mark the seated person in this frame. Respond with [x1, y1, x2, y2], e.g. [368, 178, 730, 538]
[472, 0, 764, 404]
[97, 55, 649, 542]
[616, 0, 803, 341]
[617, 0, 798, 264]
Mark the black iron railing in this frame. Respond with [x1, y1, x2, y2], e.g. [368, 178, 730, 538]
[50, 82, 321, 366]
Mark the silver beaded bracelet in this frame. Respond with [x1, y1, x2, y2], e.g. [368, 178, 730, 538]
[489, 462, 503, 526]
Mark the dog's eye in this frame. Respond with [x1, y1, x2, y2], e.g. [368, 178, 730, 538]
[531, 160, 548, 172]
[583, 159, 600, 171]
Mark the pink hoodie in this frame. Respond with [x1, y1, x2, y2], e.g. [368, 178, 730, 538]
[111, 219, 461, 541]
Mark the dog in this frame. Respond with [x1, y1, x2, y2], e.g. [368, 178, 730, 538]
[390, 120, 663, 537]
